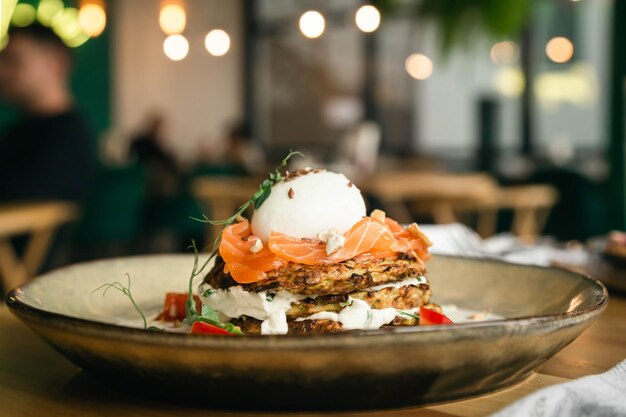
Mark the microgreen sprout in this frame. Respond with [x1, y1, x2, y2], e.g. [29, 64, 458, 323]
[190, 150, 304, 253]
[399, 311, 420, 321]
[92, 274, 162, 331]
[183, 240, 243, 335]
[339, 299, 353, 308]
[180, 150, 304, 336]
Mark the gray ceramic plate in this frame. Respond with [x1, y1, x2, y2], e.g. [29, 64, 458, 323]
[6, 255, 607, 411]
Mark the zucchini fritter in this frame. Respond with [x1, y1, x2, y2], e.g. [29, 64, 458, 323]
[285, 283, 431, 319]
[235, 314, 422, 335]
[204, 255, 426, 296]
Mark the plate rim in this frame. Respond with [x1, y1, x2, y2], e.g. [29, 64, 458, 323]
[5, 254, 609, 347]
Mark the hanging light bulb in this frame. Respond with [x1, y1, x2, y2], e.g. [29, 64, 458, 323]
[299, 10, 325, 39]
[545, 36, 574, 63]
[205, 29, 230, 56]
[52, 8, 83, 41]
[163, 34, 189, 61]
[490, 41, 519, 65]
[405, 53, 433, 80]
[1, 0, 19, 39]
[11, 3, 37, 27]
[355, 5, 380, 33]
[37, 0, 64, 26]
[159, 3, 186, 35]
[78, 2, 106, 37]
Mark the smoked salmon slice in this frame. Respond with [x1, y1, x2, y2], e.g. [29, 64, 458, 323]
[219, 220, 286, 283]
[267, 216, 430, 265]
[218, 214, 431, 283]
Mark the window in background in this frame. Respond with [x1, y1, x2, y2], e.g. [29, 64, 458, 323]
[254, 0, 364, 156]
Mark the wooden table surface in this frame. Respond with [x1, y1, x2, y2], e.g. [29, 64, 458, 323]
[1, 296, 624, 417]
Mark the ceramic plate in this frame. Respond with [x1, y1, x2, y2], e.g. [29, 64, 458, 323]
[6, 255, 607, 411]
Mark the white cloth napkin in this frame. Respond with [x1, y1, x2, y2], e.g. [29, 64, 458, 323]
[490, 360, 626, 417]
[418, 224, 485, 257]
[420, 225, 626, 416]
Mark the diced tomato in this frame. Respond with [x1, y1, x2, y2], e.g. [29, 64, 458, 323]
[156, 292, 201, 322]
[419, 306, 453, 325]
[190, 321, 234, 336]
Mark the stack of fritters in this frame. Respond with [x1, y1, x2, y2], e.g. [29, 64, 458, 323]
[203, 253, 436, 335]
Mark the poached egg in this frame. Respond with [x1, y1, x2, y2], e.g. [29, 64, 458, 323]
[250, 170, 366, 242]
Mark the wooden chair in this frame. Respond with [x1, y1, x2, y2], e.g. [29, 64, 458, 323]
[494, 185, 559, 237]
[363, 172, 558, 238]
[191, 177, 262, 243]
[0, 201, 79, 291]
[363, 172, 500, 234]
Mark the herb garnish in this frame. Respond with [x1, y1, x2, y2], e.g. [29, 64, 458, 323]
[183, 240, 244, 335]
[399, 311, 420, 321]
[191, 150, 304, 253]
[265, 292, 276, 302]
[193, 150, 303, 226]
[202, 288, 214, 297]
[92, 274, 163, 331]
[91, 151, 305, 335]
[339, 299, 353, 308]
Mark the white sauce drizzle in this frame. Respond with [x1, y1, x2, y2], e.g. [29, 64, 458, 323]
[297, 298, 408, 329]
[197, 277, 456, 335]
[198, 283, 307, 335]
[366, 276, 427, 291]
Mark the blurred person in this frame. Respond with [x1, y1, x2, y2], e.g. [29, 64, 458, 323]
[129, 112, 180, 196]
[0, 24, 95, 202]
[225, 121, 266, 175]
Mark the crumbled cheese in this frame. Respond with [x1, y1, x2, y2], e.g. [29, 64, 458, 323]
[408, 223, 433, 246]
[326, 233, 346, 255]
[371, 209, 386, 223]
[249, 237, 263, 253]
[317, 229, 345, 255]
[317, 229, 334, 242]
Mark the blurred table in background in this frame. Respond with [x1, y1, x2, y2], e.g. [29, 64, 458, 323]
[192, 177, 261, 243]
[0, 201, 78, 292]
[363, 172, 558, 238]
[191, 172, 558, 242]
[363, 172, 499, 229]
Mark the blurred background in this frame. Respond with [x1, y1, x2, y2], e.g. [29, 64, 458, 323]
[1, 0, 625, 294]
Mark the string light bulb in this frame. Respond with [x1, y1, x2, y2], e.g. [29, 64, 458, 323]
[205, 29, 230, 56]
[405, 53, 433, 80]
[355, 5, 380, 33]
[11, 3, 37, 27]
[163, 34, 189, 61]
[546, 36, 574, 63]
[52, 7, 82, 41]
[78, 2, 106, 37]
[490, 41, 519, 65]
[37, 0, 64, 26]
[159, 3, 186, 35]
[299, 10, 325, 39]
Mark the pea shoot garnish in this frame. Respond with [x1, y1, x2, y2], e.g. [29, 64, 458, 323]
[182, 239, 243, 335]
[399, 311, 420, 321]
[92, 274, 162, 331]
[192, 150, 303, 226]
[92, 151, 304, 336]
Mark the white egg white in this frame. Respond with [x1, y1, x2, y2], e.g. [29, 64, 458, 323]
[250, 170, 366, 242]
